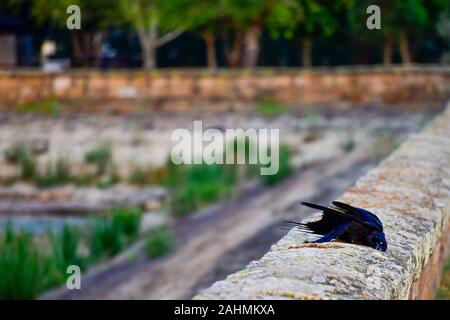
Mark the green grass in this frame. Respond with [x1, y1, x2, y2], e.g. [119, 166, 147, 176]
[436, 258, 450, 299]
[33, 157, 72, 188]
[89, 218, 125, 259]
[19, 153, 36, 180]
[110, 207, 142, 240]
[165, 138, 292, 216]
[260, 145, 292, 186]
[49, 225, 85, 279]
[0, 224, 55, 300]
[89, 207, 142, 260]
[144, 227, 174, 258]
[340, 133, 356, 153]
[4, 142, 37, 180]
[4, 142, 29, 164]
[169, 163, 237, 217]
[13, 99, 60, 116]
[0, 206, 144, 299]
[256, 100, 289, 117]
[128, 167, 150, 185]
[85, 142, 113, 177]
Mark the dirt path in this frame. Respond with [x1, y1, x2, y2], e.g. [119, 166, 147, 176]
[43, 144, 373, 300]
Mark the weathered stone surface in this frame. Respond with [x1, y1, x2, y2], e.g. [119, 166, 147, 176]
[0, 66, 449, 109]
[195, 102, 450, 300]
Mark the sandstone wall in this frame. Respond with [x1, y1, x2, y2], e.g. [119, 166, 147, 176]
[195, 102, 450, 300]
[0, 66, 449, 110]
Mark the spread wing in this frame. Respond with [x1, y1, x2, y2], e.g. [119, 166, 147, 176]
[283, 201, 385, 247]
[284, 202, 355, 236]
[332, 201, 383, 231]
[283, 201, 382, 236]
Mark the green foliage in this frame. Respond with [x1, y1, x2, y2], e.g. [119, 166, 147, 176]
[256, 99, 289, 117]
[223, 0, 271, 27]
[8, 0, 113, 29]
[4, 142, 29, 164]
[340, 133, 356, 153]
[260, 144, 292, 186]
[267, 0, 346, 40]
[89, 207, 142, 259]
[128, 167, 150, 185]
[95, 171, 120, 189]
[72, 173, 95, 187]
[177, 0, 222, 32]
[110, 207, 142, 240]
[0, 206, 143, 299]
[170, 163, 236, 217]
[20, 154, 36, 181]
[89, 218, 125, 259]
[49, 225, 85, 279]
[144, 227, 174, 258]
[436, 258, 450, 299]
[4, 142, 36, 180]
[13, 99, 60, 116]
[85, 142, 113, 177]
[128, 165, 171, 186]
[0, 225, 55, 300]
[34, 157, 72, 188]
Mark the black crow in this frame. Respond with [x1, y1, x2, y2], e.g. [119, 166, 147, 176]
[285, 201, 387, 251]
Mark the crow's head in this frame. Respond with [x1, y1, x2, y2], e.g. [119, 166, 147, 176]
[365, 231, 387, 252]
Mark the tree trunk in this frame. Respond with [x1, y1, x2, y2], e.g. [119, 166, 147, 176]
[399, 31, 412, 65]
[242, 24, 261, 68]
[202, 31, 217, 69]
[383, 33, 394, 65]
[92, 31, 106, 67]
[70, 31, 106, 67]
[142, 43, 156, 71]
[137, 30, 157, 71]
[226, 31, 242, 68]
[70, 33, 84, 67]
[301, 37, 312, 67]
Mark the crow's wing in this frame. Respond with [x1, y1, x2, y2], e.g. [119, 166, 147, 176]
[293, 202, 355, 235]
[332, 201, 383, 231]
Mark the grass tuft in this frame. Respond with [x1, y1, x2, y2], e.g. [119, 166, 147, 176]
[13, 99, 60, 116]
[0, 225, 55, 300]
[85, 142, 113, 177]
[144, 227, 174, 258]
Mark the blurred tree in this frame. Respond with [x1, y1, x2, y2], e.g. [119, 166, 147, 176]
[223, 0, 278, 68]
[8, 0, 113, 67]
[180, 0, 222, 69]
[118, 0, 185, 71]
[267, 0, 350, 67]
[350, 1, 432, 65]
[427, 0, 450, 42]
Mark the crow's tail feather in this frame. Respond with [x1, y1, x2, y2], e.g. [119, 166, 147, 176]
[281, 220, 314, 233]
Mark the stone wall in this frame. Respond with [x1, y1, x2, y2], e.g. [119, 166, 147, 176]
[0, 65, 449, 110]
[195, 102, 450, 300]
